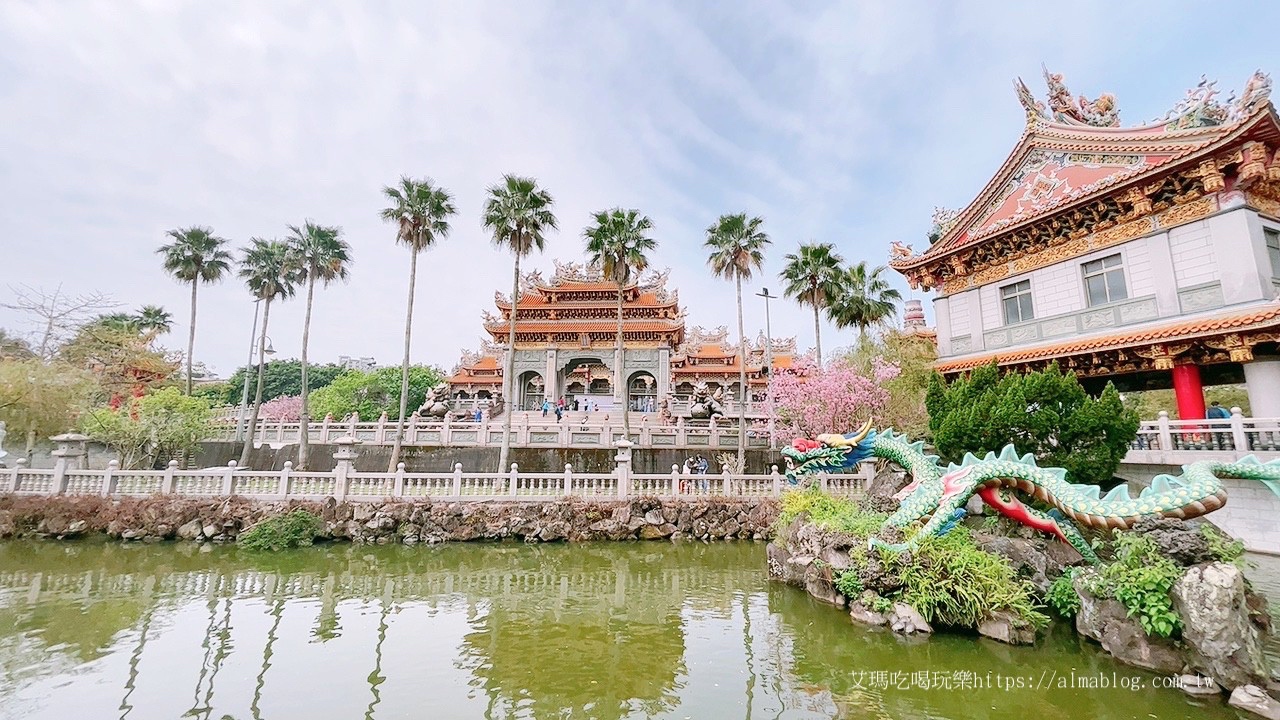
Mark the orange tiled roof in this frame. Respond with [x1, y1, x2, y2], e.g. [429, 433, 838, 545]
[895, 99, 1280, 271]
[936, 302, 1280, 374]
[485, 319, 683, 334]
[498, 290, 675, 309]
[447, 370, 502, 384]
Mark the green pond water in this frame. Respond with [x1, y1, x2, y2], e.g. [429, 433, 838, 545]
[0, 540, 1266, 720]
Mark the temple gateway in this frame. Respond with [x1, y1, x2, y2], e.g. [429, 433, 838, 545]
[892, 68, 1280, 420]
[447, 261, 797, 412]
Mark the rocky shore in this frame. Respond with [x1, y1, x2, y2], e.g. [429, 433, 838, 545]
[0, 493, 778, 544]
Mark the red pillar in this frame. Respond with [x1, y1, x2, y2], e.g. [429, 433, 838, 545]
[1172, 364, 1206, 420]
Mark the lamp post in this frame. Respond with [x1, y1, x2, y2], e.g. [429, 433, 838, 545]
[756, 287, 777, 448]
[235, 300, 276, 441]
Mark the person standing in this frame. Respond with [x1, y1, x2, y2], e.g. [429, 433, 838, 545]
[554, 404, 563, 423]
[542, 399, 550, 417]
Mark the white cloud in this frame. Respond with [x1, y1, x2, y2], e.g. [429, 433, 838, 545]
[1, 0, 1273, 377]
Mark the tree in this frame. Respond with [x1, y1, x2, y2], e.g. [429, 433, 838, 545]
[828, 262, 902, 344]
[135, 305, 173, 340]
[483, 175, 557, 473]
[767, 358, 891, 444]
[1, 284, 119, 360]
[81, 387, 213, 469]
[0, 359, 97, 458]
[222, 360, 347, 405]
[926, 362, 1139, 485]
[60, 316, 178, 405]
[238, 238, 301, 466]
[379, 177, 456, 472]
[583, 208, 657, 442]
[157, 227, 233, 395]
[307, 366, 445, 423]
[705, 213, 771, 470]
[0, 329, 33, 361]
[286, 221, 352, 469]
[779, 243, 844, 367]
[845, 330, 937, 437]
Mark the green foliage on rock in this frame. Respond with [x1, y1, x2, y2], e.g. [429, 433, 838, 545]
[1084, 533, 1183, 637]
[898, 527, 1048, 630]
[782, 487, 1046, 631]
[307, 365, 445, 421]
[81, 387, 213, 469]
[223, 359, 347, 405]
[1200, 524, 1245, 564]
[778, 485, 887, 538]
[1046, 568, 1082, 618]
[238, 509, 323, 551]
[926, 361, 1138, 485]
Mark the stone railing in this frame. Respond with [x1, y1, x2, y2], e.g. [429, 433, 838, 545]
[1125, 408, 1280, 465]
[6, 436, 872, 502]
[211, 413, 774, 450]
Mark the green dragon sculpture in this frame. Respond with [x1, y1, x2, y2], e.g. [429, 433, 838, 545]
[781, 422, 1280, 563]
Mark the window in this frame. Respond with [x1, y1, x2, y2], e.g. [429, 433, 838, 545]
[1000, 280, 1033, 325]
[1266, 228, 1280, 278]
[1082, 254, 1128, 307]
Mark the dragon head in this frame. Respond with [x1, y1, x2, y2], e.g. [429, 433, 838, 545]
[780, 420, 877, 484]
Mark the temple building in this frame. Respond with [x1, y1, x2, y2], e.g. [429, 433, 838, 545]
[447, 261, 797, 411]
[890, 68, 1280, 420]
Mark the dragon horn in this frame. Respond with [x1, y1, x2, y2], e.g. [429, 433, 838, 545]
[821, 419, 873, 448]
[848, 418, 873, 444]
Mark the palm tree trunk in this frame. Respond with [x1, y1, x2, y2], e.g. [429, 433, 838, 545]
[497, 254, 521, 474]
[299, 274, 316, 469]
[812, 303, 823, 368]
[617, 284, 628, 442]
[186, 279, 198, 395]
[735, 273, 746, 471]
[240, 297, 272, 467]
[389, 249, 418, 472]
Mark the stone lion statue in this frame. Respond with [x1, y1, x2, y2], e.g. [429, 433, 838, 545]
[416, 383, 452, 418]
[689, 382, 725, 420]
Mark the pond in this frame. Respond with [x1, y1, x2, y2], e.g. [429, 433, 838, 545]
[0, 540, 1259, 719]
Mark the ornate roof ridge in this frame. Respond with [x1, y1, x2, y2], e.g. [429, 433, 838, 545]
[892, 75, 1276, 271]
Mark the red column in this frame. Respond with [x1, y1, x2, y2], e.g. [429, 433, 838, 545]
[1172, 364, 1206, 420]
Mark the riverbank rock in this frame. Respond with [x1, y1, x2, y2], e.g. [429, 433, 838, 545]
[1131, 517, 1216, 566]
[1229, 685, 1280, 720]
[888, 603, 932, 635]
[0, 493, 779, 545]
[1178, 674, 1223, 696]
[1172, 562, 1269, 689]
[978, 610, 1036, 645]
[1072, 571, 1184, 674]
[849, 598, 889, 627]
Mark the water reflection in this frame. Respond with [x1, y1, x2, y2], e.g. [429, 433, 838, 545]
[0, 540, 1254, 720]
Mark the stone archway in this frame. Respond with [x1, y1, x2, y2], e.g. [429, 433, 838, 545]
[517, 371, 545, 411]
[628, 371, 657, 412]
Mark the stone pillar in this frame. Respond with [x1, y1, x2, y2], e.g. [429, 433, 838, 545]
[1172, 363, 1206, 420]
[657, 348, 671, 403]
[332, 435, 360, 501]
[1244, 356, 1280, 418]
[545, 349, 558, 404]
[614, 438, 633, 498]
[614, 347, 624, 406]
[50, 433, 88, 494]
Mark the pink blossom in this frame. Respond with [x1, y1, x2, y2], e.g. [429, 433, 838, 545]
[767, 358, 890, 444]
[259, 395, 303, 422]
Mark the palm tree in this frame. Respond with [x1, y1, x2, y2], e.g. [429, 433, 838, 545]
[286, 221, 351, 469]
[157, 227, 233, 395]
[483, 175, 557, 474]
[380, 177, 456, 472]
[779, 243, 844, 367]
[135, 305, 173, 342]
[238, 238, 301, 466]
[828, 261, 903, 344]
[584, 208, 657, 443]
[704, 213, 771, 470]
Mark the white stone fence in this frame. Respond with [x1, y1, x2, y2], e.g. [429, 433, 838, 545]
[210, 413, 773, 450]
[6, 435, 873, 502]
[1127, 408, 1280, 457]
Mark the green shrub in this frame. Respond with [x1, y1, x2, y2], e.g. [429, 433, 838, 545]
[1046, 568, 1081, 618]
[238, 510, 323, 552]
[926, 362, 1138, 485]
[81, 387, 212, 469]
[1085, 534, 1182, 637]
[834, 569, 863, 598]
[308, 365, 445, 421]
[1201, 525, 1245, 564]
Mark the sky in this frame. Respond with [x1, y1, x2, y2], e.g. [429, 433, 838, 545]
[2, 1, 1277, 377]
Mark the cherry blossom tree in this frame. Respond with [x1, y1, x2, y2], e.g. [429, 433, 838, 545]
[767, 358, 894, 443]
[258, 394, 303, 422]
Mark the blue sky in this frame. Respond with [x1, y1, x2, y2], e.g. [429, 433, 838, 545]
[1, 1, 1276, 376]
